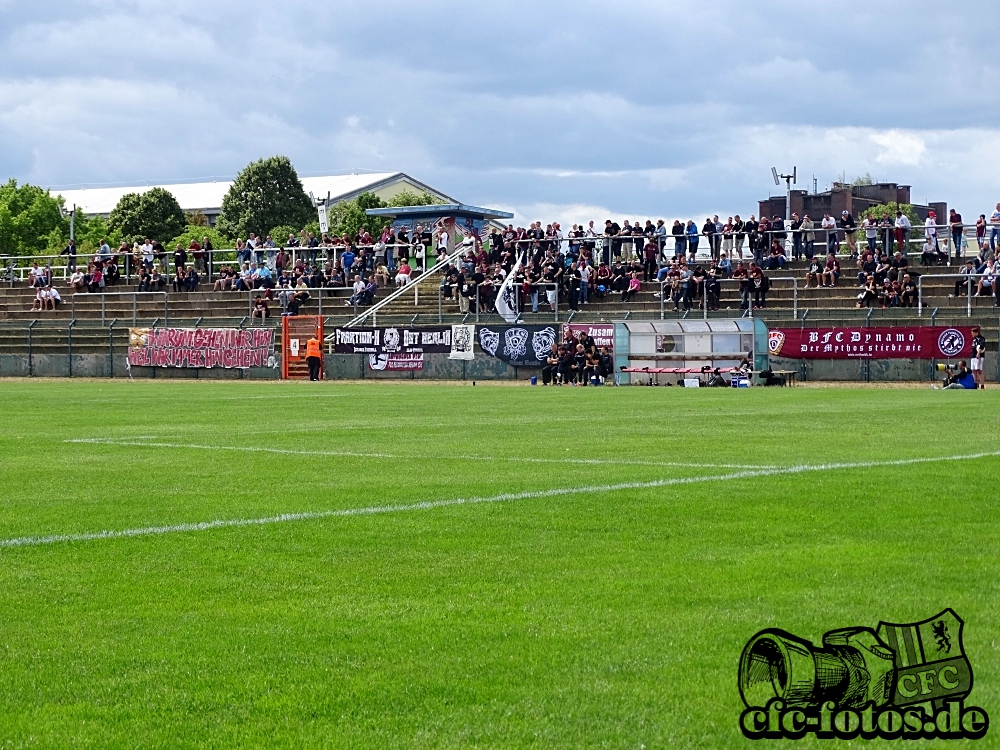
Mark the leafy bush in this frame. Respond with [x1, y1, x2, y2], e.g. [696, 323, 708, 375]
[216, 156, 313, 240]
[108, 188, 186, 244]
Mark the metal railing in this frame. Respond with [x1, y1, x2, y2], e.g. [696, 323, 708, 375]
[71, 291, 168, 325]
[917, 273, 994, 317]
[657, 276, 798, 319]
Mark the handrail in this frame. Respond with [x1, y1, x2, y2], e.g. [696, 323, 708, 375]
[916, 272, 991, 317]
[340, 251, 456, 329]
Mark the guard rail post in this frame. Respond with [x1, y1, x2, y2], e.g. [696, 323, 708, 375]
[67, 319, 77, 377]
[967, 276, 973, 317]
[553, 283, 558, 322]
[101, 294, 106, 325]
[108, 318, 117, 378]
[660, 279, 665, 320]
[918, 276, 924, 316]
[475, 286, 480, 323]
[133, 294, 137, 326]
[27, 319, 36, 377]
[438, 287, 443, 324]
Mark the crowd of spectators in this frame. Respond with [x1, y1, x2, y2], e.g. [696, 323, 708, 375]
[540, 328, 614, 386]
[14, 202, 1000, 315]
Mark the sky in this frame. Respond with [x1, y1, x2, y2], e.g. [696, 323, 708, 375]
[2, 0, 999, 226]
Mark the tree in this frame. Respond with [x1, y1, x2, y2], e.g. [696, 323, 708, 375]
[216, 156, 313, 240]
[859, 202, 920, 226]
[387, 190, 443, 208]
[0, 179, 68, 256]
[107, 187, 185, 243]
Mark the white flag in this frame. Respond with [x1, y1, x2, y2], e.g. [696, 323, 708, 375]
[449, 324, 475, 360]
[494, 254, 523, 323]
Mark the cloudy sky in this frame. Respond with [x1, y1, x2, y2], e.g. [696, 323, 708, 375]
[2, 1, 999, 225]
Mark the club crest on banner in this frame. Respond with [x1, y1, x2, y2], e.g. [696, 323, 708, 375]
[479, 328, 500, 356]
[937, 329, 965, 358]
[768, 330, 786, 355]
[532, 327, 557, 360]
[504, 328, 528, 359]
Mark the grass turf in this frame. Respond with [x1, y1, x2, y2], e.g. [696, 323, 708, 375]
[0, 380, 998, 748]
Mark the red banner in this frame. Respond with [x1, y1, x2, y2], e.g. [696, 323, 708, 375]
[368, 352, 424, 371]
[562, 323, 615, 352]
[128, 327, 274, 368]
[768, 326, 975, 359]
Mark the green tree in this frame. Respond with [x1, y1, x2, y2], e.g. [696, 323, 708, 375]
[859, 202, 920, 226]
[216, 156, 313, 240]
[107, 187, 185, 243]
[387, 190, 443, 208]
[326, 191, 390, 239]
[0, 179, 68, 256]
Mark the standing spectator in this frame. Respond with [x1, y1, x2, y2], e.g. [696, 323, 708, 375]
[863, 215, 879, 254]
[671, 220, 686, 258]
[733, 215, 746, 259]
[971, 326, 986, 389]
[925, 210, 939, 261]
[894, 210, 911, 255]
[789, 213, 802, 260]
[821, 213, 838, 255]
[685, 220, 699, 261]
[722, 218, 734, 259]
[172, 243, 187, 273]
[949, 209, 964, 262]
[840, 211, 857, 257]
[642, 238, 658, 282]
[975, 214, 988, 252]
[990, 203, 1000, 253]
[60, 238, 78, 273]
[800, 214, 815, 259]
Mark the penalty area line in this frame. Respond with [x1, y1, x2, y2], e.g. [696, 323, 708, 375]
[64, 438, 774, 470]
[3, 450, 998, 549]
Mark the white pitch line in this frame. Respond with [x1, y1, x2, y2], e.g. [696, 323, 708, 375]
[4, 450, 998, 550]
[64, 438, 774, 470]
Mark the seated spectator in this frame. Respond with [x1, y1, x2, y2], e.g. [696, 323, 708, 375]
[45, 285, 61, 310]
[953, 261, 975, 296]
[395, 261, 412, 286]
[284, 290, 309, 316]
[347, 275, 366, 306]
[887, 251, 908, 283]
[374, 263, 389, 287]
[149, 268, 165, 291]
[920, 239, 938, 266]
[251, 295, 270, 320]
[821, 253, 840, 287]
[172, 267, 186, 292]
[185, 266, 199, 292]
[901, 274, 918, 307]
[977, 260, 995, 296]
[621, 272, 640, 303]
[804, 256, 823, 288]
[30, 286, 46, 311]
[765, 239, 787, 269]
[87, 263, 104, 293]
[856, 275, 879, 308]
[68, 268, 85, 292]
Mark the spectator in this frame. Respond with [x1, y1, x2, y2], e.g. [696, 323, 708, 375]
[900, 274, 918, 307]
[925, 210, 939, 261]
[621, 272, 640, 303]
[541, 344, 559, 385]
[949, 209, 964, 262]
[862, 215, 879, 254]
[59, 238, 78, 273]
[395, 261, 412, 286]
[952, 261, 975, 297]
[685, 220, 699, 261]
[821, 253, 840, 287]
[856, 275, 879, 308]
[804, 256, 823, 288]
[251, 295, 270, 321]
[894, 210, 911, 254]
[990, 203, 1000, 252]
[841, 210, 857, 257]
[977, 260, 995, 297]
[976, 214, 988, 251]
[971, 327, 986, 389]
[68, 268, 85, 292]
[789, 213, 802, 259]
[173, 243, 187, 273]
[821, 213, 838, 255]
[672, 220, 686, 258]
[733, 215, 746, 259]
[750, 265, 769, 309]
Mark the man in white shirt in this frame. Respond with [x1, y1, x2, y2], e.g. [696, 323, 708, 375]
[437, 229, 449, 256]
[579, 262, 592, 304]
[820, 213, 838, 255]
[141, 239, 154, 269]
[46, 285, 61, 310]
[925, 211, 940, 263]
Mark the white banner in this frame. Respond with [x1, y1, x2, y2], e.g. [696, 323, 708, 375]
[449, 324, 475, 360]
[494, 253, 523, 323]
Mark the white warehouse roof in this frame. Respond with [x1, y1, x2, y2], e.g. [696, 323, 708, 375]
[53, 172, 454, 217]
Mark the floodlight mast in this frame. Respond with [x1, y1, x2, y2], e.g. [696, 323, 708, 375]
[771, 167, 797, 222]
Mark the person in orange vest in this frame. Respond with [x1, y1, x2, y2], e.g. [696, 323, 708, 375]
[305, 334, 322, 381]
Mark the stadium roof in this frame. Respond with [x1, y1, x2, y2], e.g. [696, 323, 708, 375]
[52, 172, 455, 217]
[365, 204, 514, 220]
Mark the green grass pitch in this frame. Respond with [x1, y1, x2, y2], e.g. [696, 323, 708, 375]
[0, 380, 997, 748]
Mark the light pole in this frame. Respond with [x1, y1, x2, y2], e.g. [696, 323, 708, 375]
[771, 167, 796, 222]
[59, 203, 77, 241]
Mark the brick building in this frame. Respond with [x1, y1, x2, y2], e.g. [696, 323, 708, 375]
[759, 182, 945, 223]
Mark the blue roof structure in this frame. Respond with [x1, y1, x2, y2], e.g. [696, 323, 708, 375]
[365, 203, 513, 220]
